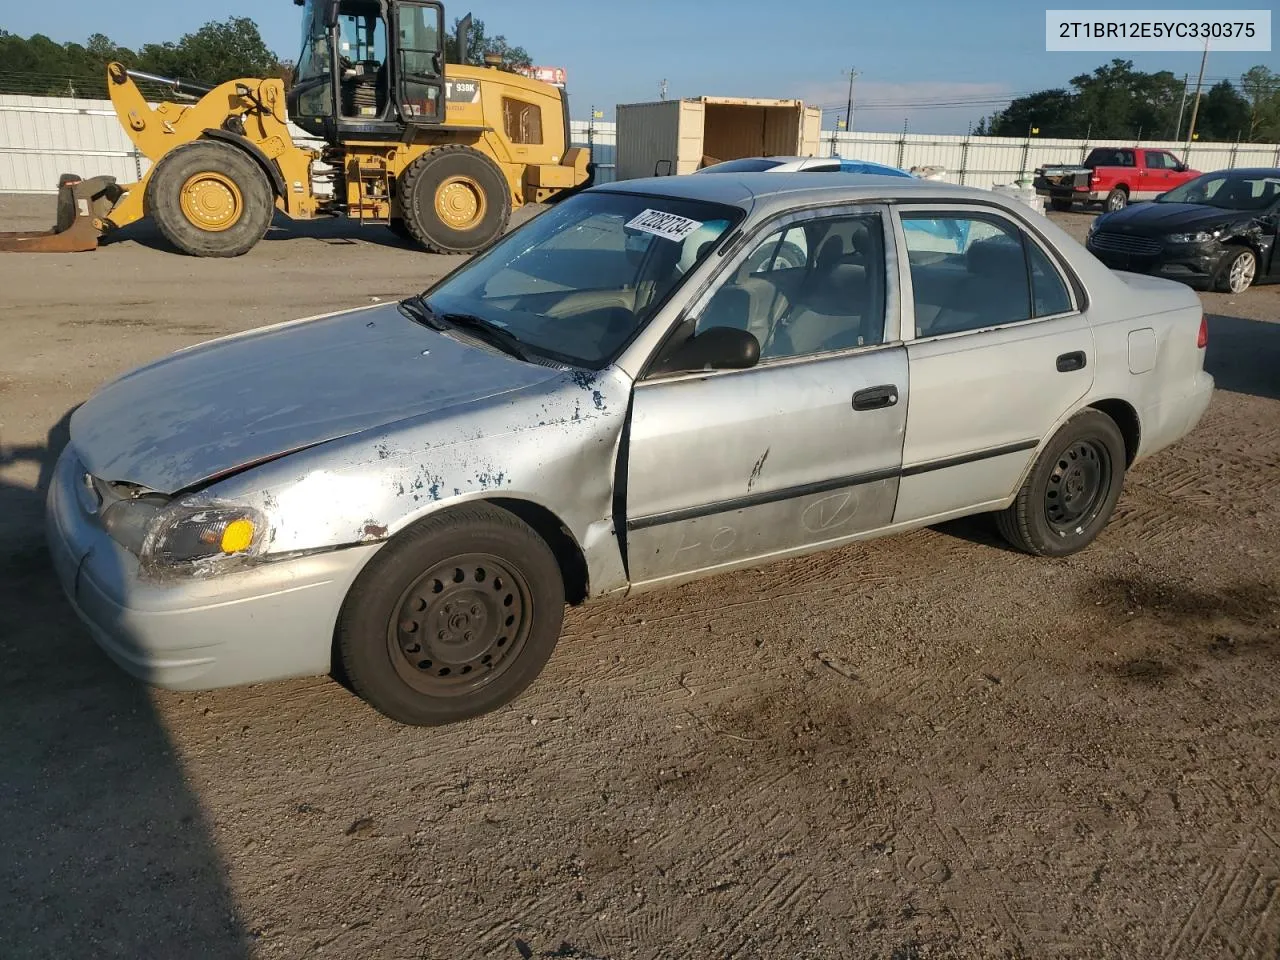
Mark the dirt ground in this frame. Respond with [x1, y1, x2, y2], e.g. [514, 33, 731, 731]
[0, 193, 1277, 960]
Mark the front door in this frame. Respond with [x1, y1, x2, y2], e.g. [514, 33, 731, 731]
[392, 1, 446, 125]
[623, 205, 910, 587]
[891, 205, 1096, 524]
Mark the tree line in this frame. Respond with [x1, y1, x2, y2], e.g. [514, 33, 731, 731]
[0, 16, 531, 98]
[977, 58, 1280, 143]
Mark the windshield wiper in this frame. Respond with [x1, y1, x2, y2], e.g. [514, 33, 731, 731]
[398, 293, 446, 330]
[436, 311, 534, 362]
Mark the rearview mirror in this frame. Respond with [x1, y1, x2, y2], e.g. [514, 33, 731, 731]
[650, 326, 760, 376]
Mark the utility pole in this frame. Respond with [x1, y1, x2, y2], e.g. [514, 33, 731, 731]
[659, 78, 668, 101]
[843, 67, 861, 135]
[1173, 72, 1189, 141]
[1183, 40, 1209, 161]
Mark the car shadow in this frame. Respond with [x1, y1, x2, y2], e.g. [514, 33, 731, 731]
[0, 410, 249, 958]
[1204, 311, 1280, 401]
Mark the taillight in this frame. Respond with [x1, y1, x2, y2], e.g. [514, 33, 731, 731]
[1197, 314, 1208, 349]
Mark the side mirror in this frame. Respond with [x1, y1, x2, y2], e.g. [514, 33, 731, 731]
[654, 159, 673, 177]
[651, 325, 760, 376]
[1154, 191, 1166, 201]
[324, 0, 341, 28]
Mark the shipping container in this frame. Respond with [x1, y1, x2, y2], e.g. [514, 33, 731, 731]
[615, 97, 822, 181]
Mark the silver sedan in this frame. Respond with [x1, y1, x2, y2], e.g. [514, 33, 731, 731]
[47, 173, 1215, 725]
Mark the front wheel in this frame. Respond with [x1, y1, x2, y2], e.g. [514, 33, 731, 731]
[995, 409, 1127, 557]
[336, 504, 565, 726]
[145, 140, 275, 257]
[1217, 246, 1257, 294]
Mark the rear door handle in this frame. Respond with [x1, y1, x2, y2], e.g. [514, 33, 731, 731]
[1056, 351, 1087, 372]
[853, 384, 899, 411]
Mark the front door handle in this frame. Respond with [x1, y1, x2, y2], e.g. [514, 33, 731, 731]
[853, 384, 899, 411]
[1056, 351, 1087, 372]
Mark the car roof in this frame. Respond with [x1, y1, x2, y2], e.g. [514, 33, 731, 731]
[594, 171, 1015, 217]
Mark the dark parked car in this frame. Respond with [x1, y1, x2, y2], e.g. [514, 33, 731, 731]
[1085, 168, 1280, 293]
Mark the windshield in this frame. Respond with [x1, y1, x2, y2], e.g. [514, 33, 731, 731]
[295, 0, 329, 85]
[423, 191, 741, 368]
[696, 158, 783, 174]
[1158, 172, 1280, 211]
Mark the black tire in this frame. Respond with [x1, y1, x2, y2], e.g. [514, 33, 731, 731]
[145, 140, 274, 257]
[335, 503, 565, 726]
[1215, 245, 1258, 294]
[399, 145, 512, 254]
[1050, 197, 1072, 212]
[1103, 187, 1128, 213]
[996, 409, 1127, 558]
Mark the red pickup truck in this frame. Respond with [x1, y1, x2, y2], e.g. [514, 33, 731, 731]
[1034, 147, 1201, 213]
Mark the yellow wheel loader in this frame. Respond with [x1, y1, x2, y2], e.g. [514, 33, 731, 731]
[0, 0, 591, 257]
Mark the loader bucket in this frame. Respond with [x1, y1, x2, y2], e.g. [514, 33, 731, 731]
[0, 174, 124, 253]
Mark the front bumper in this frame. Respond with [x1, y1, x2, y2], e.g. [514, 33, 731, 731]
[45, 445, 379, 691]
[1086, 238, 1227, 288]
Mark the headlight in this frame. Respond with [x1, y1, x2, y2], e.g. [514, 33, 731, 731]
[101, 494, 266, 573]
[1166, 229, 1219, 244]
[143, 502, 266, 567]
[100, 495, 168, 555]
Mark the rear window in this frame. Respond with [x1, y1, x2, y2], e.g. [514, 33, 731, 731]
[1085, 149, 1135, 168]
[697, 158, 782, 174]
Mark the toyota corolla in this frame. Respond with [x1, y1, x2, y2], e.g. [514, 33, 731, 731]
[48, 173, 1214, 726]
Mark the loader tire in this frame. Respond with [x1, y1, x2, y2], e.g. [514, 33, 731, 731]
[399, 145, 511, 255]
[146, 140, 275, 258]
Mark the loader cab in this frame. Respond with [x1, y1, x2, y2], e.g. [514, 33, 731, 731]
[289, 0, 446, 141]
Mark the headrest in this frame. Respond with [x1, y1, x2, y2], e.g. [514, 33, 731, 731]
[966, 236, 1024, 279]
[817, 236, 844, 269]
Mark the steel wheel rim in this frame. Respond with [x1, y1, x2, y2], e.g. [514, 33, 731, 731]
[434, 175, 486, 230]
[1228, 251, 1256, 293]
[387, 553, 532, 697]
[180, 172, 243, 231]
[1044, 439, 1112, 536]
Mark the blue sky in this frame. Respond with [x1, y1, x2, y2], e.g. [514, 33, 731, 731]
[5, 0, 1277, 132]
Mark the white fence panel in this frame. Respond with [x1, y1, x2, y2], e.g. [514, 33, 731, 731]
[4, 93, 1280, 195]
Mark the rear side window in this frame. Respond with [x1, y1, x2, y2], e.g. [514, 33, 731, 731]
[502, 97, 543, 144]
[1027, 241, 1072, 317]
[900, 213, 1074, 337]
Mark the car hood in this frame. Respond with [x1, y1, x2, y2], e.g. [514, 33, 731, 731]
[1097, 202, 1246, 232]
[69, 302, 562, 493]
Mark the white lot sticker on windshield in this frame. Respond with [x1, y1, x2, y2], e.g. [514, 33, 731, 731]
[625, 209, 705, 243]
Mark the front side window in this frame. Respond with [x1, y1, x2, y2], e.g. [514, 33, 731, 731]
[292, 0, 334, 118]
[503, 97, 543, 144]
[903, 214, 1055, 337]
[1145, 151, 1170, 169]
[695, 211, 887, 361]
[424, 192, 739, 367]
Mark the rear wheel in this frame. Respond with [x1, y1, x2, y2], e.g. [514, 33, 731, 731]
[1050, 197, 1072, 212]
[996, 409, 1126, 557]
[399, 145, 511, 254]
[1103, 187, 1128, 213]
[404, 144, 514, 253]
[146, 140, 274, 257]
[336, 504, 565, 726]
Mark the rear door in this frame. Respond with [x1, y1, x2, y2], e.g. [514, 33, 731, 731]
[623, 204, 909, 587]
[890, 204, 1095, 524]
